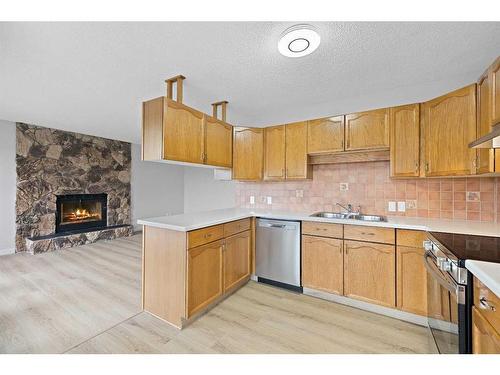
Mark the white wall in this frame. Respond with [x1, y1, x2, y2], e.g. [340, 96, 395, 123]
[131, 144, 185, 230]
[183, 167, 236, 213]
[0, 120, 16, 255]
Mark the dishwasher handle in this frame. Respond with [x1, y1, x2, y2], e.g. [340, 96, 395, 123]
[257, 220, 299, 231]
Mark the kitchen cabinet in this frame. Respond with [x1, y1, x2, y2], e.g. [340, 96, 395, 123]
[285, 121, 312, 179]
[345, 108, 390, 151]
[421, 84, 477, 177]
[396, 230, 427, 316]
[142, 97, 233, 168]
[472, 307, 500, 354]
[264, 125, 286, 180]
[232, 127, 264, 181]
[223, 230, 251, 292]
[390, 104, 421, 178]
[205, 115, 233, 168]
[302, 235, 343, 295]
[264, 122, 311, 180]
[343, 240, 396, 308]
[307, 116, 345, 154]
[187, 239, 224, 317]
[492, 57, 500, 129]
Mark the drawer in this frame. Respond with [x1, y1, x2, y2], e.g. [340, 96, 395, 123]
[302, 221, 343, 238]
[187, 224, 224, 249]
[474, 277, 500, 331]
[344, 225, 395, 244]
[223, 218, 251, 237]
[396, 229, 426, 248]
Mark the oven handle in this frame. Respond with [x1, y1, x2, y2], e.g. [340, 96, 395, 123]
[423, 251, 459, 296]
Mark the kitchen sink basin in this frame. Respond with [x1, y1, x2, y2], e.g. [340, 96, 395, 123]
[310, 212, 387, 222]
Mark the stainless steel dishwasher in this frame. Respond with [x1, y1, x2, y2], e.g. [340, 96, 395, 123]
[255, 218, 301, 292]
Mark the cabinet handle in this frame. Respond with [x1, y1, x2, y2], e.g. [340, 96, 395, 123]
[415, 161, 419, 173]
[425, 162, 429, 173]
[341, 139, 344, 150]
[204, 233, 212, 239]
[479, 297, 496, 312]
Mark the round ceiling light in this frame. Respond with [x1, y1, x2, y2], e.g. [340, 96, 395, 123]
[278, 24, 320, 58]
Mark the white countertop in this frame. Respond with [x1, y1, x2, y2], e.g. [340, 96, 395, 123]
[137, 207, 500, 236]
[466, 260, 500, 297]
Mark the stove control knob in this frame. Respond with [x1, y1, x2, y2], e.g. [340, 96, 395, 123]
[423, 240, 433, 251]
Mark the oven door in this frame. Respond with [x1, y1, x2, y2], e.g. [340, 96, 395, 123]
[424, 250, 463, 354]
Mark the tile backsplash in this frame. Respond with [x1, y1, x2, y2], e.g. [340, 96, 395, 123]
[235, 161, 499, 222]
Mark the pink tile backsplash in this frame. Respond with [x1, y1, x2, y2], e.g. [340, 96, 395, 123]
[235, 161, 499, 222]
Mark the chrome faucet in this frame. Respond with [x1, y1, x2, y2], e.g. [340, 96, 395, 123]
[336, 203, 361, 218]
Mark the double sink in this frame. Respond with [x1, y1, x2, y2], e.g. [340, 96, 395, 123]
[310, 212, 387, 222]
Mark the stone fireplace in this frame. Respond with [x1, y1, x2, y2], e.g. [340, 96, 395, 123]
[16, 123, 133, 253]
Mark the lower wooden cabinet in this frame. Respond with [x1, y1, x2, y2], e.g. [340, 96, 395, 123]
[224, 230, 251, 292]
[187, 239, 224, 317]
[302, 235, 343, 295]
[343, 240, 396, 308]
[472, 307, 500, 354]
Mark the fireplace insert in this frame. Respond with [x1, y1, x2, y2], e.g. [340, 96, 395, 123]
[55, 193, 108, 233]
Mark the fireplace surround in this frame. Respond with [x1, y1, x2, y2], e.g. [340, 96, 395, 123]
[55, 193, 108, 234]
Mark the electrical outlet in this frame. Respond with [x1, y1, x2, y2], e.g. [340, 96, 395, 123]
[388, 201, 397, 212]
[466, 191, 480, 202]
[266, 196, 272, 205]
[397, 201, 406, 212]
[249, 196, 255, 205]
[406, 200, 417, 209]
[295, 189, 304, 198]
[340, 182, 349, 191]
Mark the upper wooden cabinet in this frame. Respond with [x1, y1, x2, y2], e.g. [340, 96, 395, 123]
[390, 104, 420, 178]
[492, 57, 500, 127]
[264, 123, 312, 181]
[421, 84, 477, 177]
[264, 125, 286, 180]
[163, 99, 205, 164]
[307, 116, 345, 154]
[142, 97, 232, 168]
[205, 116, 233, 168]
[232, 127, 264, 181]
[345, 108, 390, 151]
[285, 121, 312, 179]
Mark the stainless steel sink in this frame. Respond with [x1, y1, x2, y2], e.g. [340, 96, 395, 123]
[309, 212, 348, 219]
[310, 212, 387, 222]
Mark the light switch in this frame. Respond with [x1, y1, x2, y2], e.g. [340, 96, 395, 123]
[340, 183, 349, 191]
[295, 189, 304, 198]
[397, 201, 406, 212]
[388, 201, 397, 212]
[266, 196, 272, 205]
[249, 196, 255, 205]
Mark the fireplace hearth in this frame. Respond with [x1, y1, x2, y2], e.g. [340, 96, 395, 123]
[55, 193, 108, 233]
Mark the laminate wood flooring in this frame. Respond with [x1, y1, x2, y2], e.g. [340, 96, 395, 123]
[0, 234, 436, 354]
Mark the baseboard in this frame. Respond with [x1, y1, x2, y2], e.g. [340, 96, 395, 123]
[303, 287, 428, 327]
[0, 247, 15, 256]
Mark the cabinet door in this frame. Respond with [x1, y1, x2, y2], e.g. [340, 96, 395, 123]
[302, 235, 343, 295]
[224, 230, 251, 292]
[396, 246, 427, 316]
[345, 108, 390, 151]
[264, 125, 286, 180]
[477, 70, 495, 174]
[164, 98, 205, 164]
[187, 239, 223, 317]
[232, 127, 264, 181]
[343, 240, 396, 307]
[472, 307, 500, 354]
[285, 121, 312, 179]
[307, 116, 344, 154]
[422, 84, 477, 177]
[390, 104, 420, 177]
[205, 116, 233, 168]
[492, 57, 500, 126]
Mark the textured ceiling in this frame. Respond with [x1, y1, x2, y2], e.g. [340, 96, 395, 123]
[1, 22, 499, 144]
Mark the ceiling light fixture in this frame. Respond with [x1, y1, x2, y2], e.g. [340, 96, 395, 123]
[278, 24, 320, 58]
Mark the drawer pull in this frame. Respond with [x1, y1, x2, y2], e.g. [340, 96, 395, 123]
[479, 297, 497, 312]
[204, 234, 212, 239]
